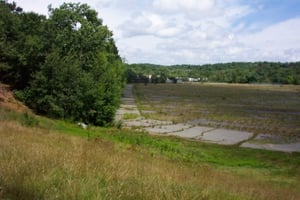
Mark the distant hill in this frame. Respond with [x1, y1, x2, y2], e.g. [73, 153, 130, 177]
[127, 62, 300, 84]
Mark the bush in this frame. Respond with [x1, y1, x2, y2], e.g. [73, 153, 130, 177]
[20, 112, 38, 127]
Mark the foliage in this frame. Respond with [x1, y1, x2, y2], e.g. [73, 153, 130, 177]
[128, 62, 300, 84]
[0, 1, 125, 126]
[0, 0, 46, 89]
[20, 112, 39, 127]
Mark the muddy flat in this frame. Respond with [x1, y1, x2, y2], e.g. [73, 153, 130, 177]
[199, 129, 253, 145]
[116, 84, 300, 152]
[168, 126, 213, 138]
[145, 123, 193, 134]
[241, 142, 300, 152]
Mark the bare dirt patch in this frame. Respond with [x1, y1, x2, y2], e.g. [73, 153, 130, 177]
[0, 84, 28, 113]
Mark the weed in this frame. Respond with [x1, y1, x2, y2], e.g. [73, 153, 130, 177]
[114, 119, 123, 129]
[21, 112, 39, 127]
[123, 113, 140, 120]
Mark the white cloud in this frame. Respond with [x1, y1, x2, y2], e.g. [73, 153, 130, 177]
[119, 12, 185, 38]
[16, 0, 65, 15]
[238, 17, 300, 61]
[109, 1, 300, 64]
[14, 0, 300, 64]
[241, 18, 300, 49]
[152, 0, 215, 12]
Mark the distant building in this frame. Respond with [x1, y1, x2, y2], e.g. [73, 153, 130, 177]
[166, 77, 183, 83]
[166, 78, 174, 83]
[188, 77, 199, 82]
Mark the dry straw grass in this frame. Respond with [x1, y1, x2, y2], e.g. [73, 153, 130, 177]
[0, 83, 299, 199]
[0, 84, 29, 113]
[1, 121, 300, 199]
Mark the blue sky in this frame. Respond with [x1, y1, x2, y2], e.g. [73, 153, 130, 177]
[234, 0, 300, 30]
[16, 0, 300, 65]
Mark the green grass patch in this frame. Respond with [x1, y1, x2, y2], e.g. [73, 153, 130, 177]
[123, 113, 140, 120]
[0, 107, 38, 127]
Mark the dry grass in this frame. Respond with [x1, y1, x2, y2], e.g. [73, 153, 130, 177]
[1, 120, 300, 199]
[0, 83, 299, 199]
[134, 83, 300, 139]
[0, 84, 29, 113]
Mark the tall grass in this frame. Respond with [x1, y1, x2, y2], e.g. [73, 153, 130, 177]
[1, 108, 300, 199]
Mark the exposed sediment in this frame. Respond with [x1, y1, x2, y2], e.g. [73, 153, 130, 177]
[116, 84, 300, 152]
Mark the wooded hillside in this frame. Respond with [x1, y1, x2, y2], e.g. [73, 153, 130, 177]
[0, 1, 126, 125]
[127, 62, 300, 84]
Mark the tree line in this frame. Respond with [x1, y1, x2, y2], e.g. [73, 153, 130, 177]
[0, 1, 126, 126]
[127, 62, 300, 84]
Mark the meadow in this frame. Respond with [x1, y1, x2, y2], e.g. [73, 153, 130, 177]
[134, 83, 300, 141]
[1, 91, 300, 199]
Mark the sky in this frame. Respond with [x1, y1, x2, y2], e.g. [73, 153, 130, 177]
[16, 0, 300, 65]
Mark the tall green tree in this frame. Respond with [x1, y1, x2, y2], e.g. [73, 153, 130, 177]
[0, 0, 22, 85]
[0, 0, 46, 89]
[25, 3, 125, 125]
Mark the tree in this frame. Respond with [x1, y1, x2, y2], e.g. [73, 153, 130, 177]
[25, 3, 125, 125]
[0, 0, 22, 85]
[0, 1, 46, 89]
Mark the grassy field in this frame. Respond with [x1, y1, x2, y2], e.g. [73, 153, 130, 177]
[1, 122, 298, 200]
[134, 83, 300, 140]
[1, 95, 300, 199]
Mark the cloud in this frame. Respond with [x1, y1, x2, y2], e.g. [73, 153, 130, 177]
[96, 0, 112, 8]
[241, 17, 300, 49]
[118, 0, 300, 64]
[124, 17, 300, 64]
[119, 13, 152, 37]
[16, 0, 300, 64]
[238, 17, 300, 61]
[119, 12, 185, 38]
[152, 0, 215, 12]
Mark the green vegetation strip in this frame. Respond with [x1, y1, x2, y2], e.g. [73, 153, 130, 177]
[2, 107, 299, 176]
[123, 113, 140, 120]
[128, 62, 300, 84]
